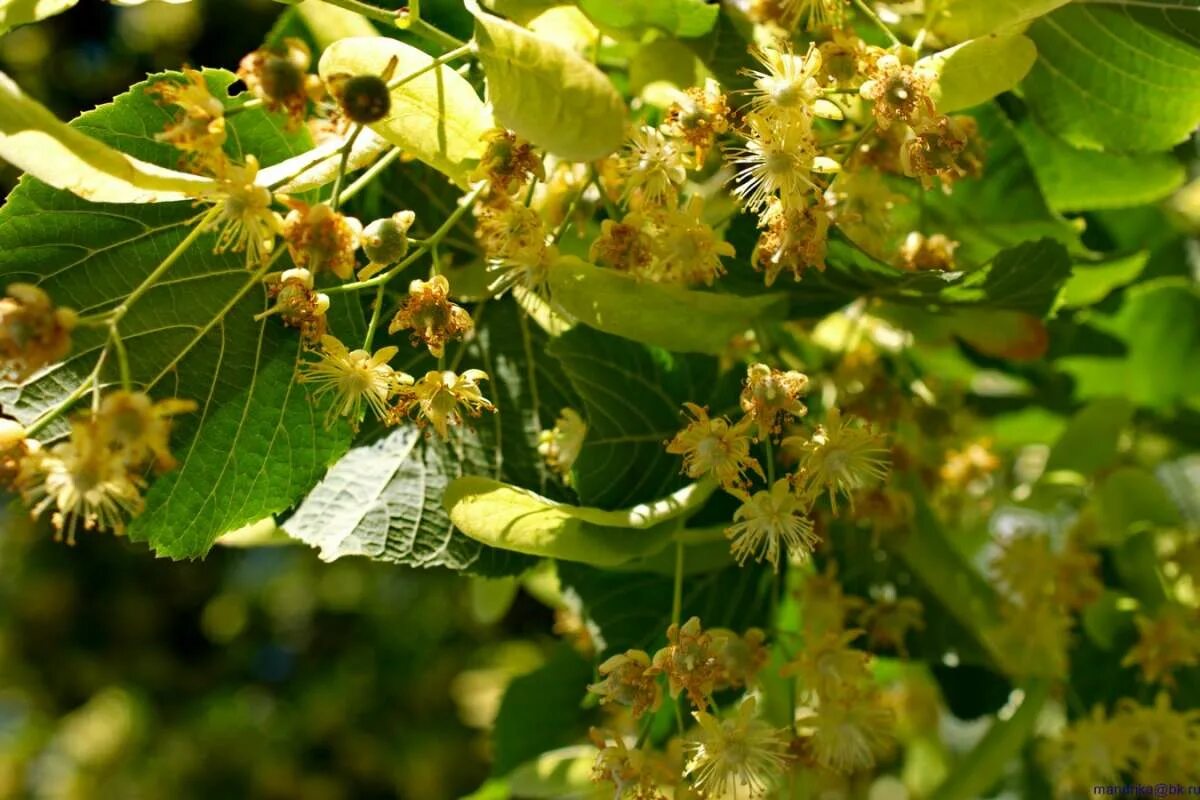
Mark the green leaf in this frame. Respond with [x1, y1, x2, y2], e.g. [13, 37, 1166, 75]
[445, 476, 713, 566]
[939, 238, 1072, 317]
[1044, 398, 1133, 476]
[317, 37, 490, 186]
[546, 326, 730, 508]
[0, 0, 76, 36]
[283, 429, 532, 573]
[923, 34, 1037, 113]
[550, 256, 786, 354]
[1013, 115, 1187, 213]
[576, 0, 718, 38]
[927, 0, 1069, 42]
[682, 8, 755, 91]
[492, 644, 593, 775]
[0, 70, 353, 559]
[557, 560, 773, 654]
[1059, 252, 1148, 308]
[0, 70, 216, 203]
[294, 0, 377, 46]
[1022, 5, 1200, 152]
[467, 0, 626, 161]
[1095, 467, 1182, 544]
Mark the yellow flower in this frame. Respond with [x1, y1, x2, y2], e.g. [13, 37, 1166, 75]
[901, 115, 983, 188]
[857, 595, 924, 656]
[537, 408, 587, 485]
[205, 156, 283, 268]
[0, 283, 76, 380]
[237, 38, 316, 128]
[662, 79, 730, 168]
[650, 616, 722, 710]
[589, 649, 662, 719]
[797, 563, 853, 638]
[149, 67, 227, 167]
[740, 363, 809, 440]
[666, 402, 764, 490]
[782, 629, 872, 699]
[1122, 606, 1200, 687]
[798, 691, 894, 775]
[17, 421, 144, 545]
[590, 214, 653, 274]
[710, 627, 770, 690]
[650, 197, 736, 286]
[94, 391, 197, 472]
[1045, 706, 1132, 795]
[745, 45, 839, 127]
[589, 728, 663, 800]
[1118, 694, 1200, 784]
[727, 478, 818, 569]
[470, 128, 544, 197]
[0, 419, 29, 487]
[622, 126, 687, 209]
[391, 369, 495, 438]
[282, 200, 363, 281]
[859, 54, 937, 131]
[752, 196, 831, 285]
[388, 275, 473, 358]
[898, 232, 960, 273]
[728, 113, 838, 213]
[685, 697, 790, 798]
[299, 335, 403, 428]
[261, 267, 331, 343]
[786, 408, 889, 512]
[474, 201, 548, 263]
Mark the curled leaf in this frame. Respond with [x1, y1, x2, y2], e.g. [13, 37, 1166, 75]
[444, 476, 714, 566]
[317, 37, 491, 186]
[466, 0, 626, 161]
[0, 70, 216, 203]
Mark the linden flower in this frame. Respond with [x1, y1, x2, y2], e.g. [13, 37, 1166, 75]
[662, 78, 731, 168]
[739, 363, 809, 440]
[94, 391, 197, 472]
[260, 267, 331, 343]
[651, 198, 736, 286]
[666, 403, 764, 490]
[783, 629, 873, 700]
[898, 232, 959, 273]
[17, 421, 145, 545]
[752, 196, 831, 285]
[237, 38, 317, 127]
[0, 419, 28, 487]
[206, 156, 283, 268]
[1046, 706, 1132, 794]
[475, 202, 548, 263]
[710, 628, 769, 690]
[0, 283, 77, 380]
[388, 275, 473, 358]
[729, 113, 839, 213]
[1118, 694, 1200, 783]
[798, 564, 854, 639]
[391, 369, 496, 438]
[798, 691, 894, 774]
[858, 596, 924, 656]
[995, 600, 1072, 678]
[819, 30, 871, 87]
[149, 67, 226, 166]
[590, 214, 653, 274]
[786, 408, 889, 512]
[860, 54, 937, 131]
[589, 728, 661, 800]
[282, 200, 363, 281]
[650, 617, 723, 709]
[622, 126, 687, 209]
[901, 115, 983, 188]
[589, 649, 662, 719]
[470, 128, 544, 197]
[686, 697, 789, 799]
[537, 408, 587, 484]
[1122, 606, 1200, 687]
[727, 479, 818, 570]
[300, 335, 403, 428]
[745, 45, 841, 127]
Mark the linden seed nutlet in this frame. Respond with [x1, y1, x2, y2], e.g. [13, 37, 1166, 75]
[363, 211, 415, 266]
[334, 74, 391, 123]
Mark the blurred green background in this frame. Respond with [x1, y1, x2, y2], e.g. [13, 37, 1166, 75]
[0, 5, 548, 797]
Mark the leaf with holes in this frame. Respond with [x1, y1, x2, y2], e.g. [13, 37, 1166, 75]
[0, 69, 358, 559]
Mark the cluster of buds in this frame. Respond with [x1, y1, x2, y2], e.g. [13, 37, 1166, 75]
[667, 364, 889, 569]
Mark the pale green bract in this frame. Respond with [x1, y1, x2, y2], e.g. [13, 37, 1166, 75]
[922, 33, 1037, 113]
[926, 0, 1070, 41]
[317, 37, 492, 186]
[0, 0, 77, 36]
[0, 70, 217, 203]
[444, 476, 714, 566]
[466, 0, 627, 161]
[549, 256, 786, 354]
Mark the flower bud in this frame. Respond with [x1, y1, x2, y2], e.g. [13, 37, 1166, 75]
[330, 74, 391, 124]
[362, 211, 415, 266]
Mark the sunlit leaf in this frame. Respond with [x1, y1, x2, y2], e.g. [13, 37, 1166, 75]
[466, 0, 626, 161]
[0, 0, 77, 36]
[575, 0, 718, 38]
[923, 33, 1037, 113]
[927, 0, 1069, 42]
[317, 36, 491, 186]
